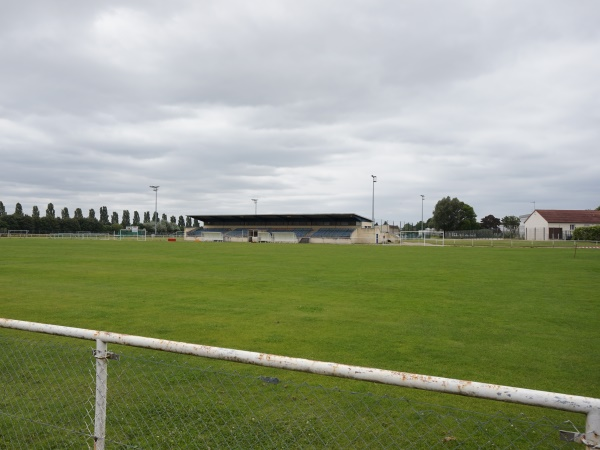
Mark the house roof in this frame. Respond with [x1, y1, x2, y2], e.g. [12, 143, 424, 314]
[535, 210, 600, 224]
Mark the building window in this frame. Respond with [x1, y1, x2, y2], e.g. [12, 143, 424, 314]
[570, 224, 575, 230]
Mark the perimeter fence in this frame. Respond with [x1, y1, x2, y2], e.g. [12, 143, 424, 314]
[443, 239, 599, 249]
[1, 320, 598, 449]
[0, 233, 184, 240]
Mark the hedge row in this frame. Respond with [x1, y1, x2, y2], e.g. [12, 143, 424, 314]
[573, 225, 600, 241]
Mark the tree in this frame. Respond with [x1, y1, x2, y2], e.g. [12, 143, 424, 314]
[14, 214, 33, 232]
[74, 208, 84, 219]
[88, 208, 96, 220]
[14, 203, 23, 216]
[0, 213, 13, 230]
[46, 203, 55, 219]
[144, 211, 150, 223]
[61, 207, 70, 220]
[193, 218, 199, 227]
[0, 201, 5, 216]
[59, 217, 80, 233]
[85, 216, 103, 232]
[99, 206, 109, 225]
[38, 216, 55, 232]
[178, 215, 185, 228]
[501, 216, 521, 236]
[111, 211, 119, 224]
[413, 219, 433, 231]
[162, 213, 167, 222]
[121, 210, 131, 227]
[32, 206, 40, 219]
[144, 218, 180, 234]
[480, 214, 501, 231]
[431, 197, 478, 231]
[185, 216, 191, 227]
[170, 215, 176, 225]
[133, 211, 140, 225]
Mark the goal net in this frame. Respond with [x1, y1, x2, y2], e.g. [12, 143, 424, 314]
[399, 230, 444, 246]
[8, 230, 29, 238]
[118, 227, 147, 241]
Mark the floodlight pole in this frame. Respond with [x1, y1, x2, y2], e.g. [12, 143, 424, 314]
[531, 200, 536, 212]
[371, 175, 377, 224]
[420, 195, 425, 231]
[421, 195, 425, 246]
[252, 198, 258, 215]
[150, 186, 159, 235]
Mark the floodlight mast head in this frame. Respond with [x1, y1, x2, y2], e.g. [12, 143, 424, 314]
[150, 186, 159, 235]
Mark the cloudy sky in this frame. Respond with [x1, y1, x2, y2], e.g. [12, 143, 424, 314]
[1, 1, 598, 225]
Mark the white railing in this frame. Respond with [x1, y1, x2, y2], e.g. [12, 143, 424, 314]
[1, 318, 598, 448]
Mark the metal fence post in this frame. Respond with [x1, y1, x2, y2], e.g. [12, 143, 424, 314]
[585, 409, 600, 447]
[94, 339, 108, 450]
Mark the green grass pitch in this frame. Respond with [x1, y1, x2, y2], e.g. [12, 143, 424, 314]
[1, 239, 598, 416]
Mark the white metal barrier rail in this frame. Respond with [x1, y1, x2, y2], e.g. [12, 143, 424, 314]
[1, 318, 599, 448]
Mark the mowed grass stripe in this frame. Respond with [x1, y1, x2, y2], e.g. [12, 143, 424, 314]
[1, 239, 598, 402]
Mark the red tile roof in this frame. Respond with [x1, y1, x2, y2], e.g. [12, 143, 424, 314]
[536, 210, 600, 224]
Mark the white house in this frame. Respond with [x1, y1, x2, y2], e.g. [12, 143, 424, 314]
[524, 210, 600, 240]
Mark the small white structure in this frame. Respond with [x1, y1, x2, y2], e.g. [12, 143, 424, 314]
[524, 210, 600, 240]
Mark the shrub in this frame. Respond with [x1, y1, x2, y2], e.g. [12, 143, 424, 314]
[573, 225, 600, 241]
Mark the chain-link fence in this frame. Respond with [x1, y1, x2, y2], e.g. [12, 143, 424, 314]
[1, 331, 588, 449]
[0, 334, 95, 448]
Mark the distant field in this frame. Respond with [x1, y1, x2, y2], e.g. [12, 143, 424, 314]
[1, 239, 598, 413]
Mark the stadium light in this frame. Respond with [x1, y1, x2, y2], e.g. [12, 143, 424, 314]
[150, 186, 159, 235]
[531, 200, 536, 211]
[251, 198, 258, 215]
[371, 175, 377, 224]
[420, 195, 425, 231]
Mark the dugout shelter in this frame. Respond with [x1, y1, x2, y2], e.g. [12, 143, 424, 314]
[185, 213, 383, 244]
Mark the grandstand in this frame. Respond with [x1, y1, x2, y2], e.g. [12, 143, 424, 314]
[311, 228, 355, 239]
[185, 214, 388, 244]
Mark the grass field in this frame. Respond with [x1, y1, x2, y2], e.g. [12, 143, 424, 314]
[1, 238, 599, 445]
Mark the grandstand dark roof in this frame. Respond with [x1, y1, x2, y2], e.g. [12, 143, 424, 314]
[188, 213, 372, 226]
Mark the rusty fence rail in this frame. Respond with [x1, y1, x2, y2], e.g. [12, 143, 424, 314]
[1, 318, 598, 448]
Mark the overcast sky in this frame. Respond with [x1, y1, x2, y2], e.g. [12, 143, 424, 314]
[1, 1, 598, 225]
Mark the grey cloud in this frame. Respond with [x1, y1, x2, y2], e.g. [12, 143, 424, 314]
[1, 0, 599, 223]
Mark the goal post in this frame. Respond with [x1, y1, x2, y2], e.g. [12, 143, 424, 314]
[118, 227, 147, 241]
[8, 230, 29, 238]
[399, 230, 444, 246]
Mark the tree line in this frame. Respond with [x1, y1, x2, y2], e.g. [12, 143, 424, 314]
[0, 201, 199, 234]
[1, 196, 532, 235]
[400, 196, 521, 235]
